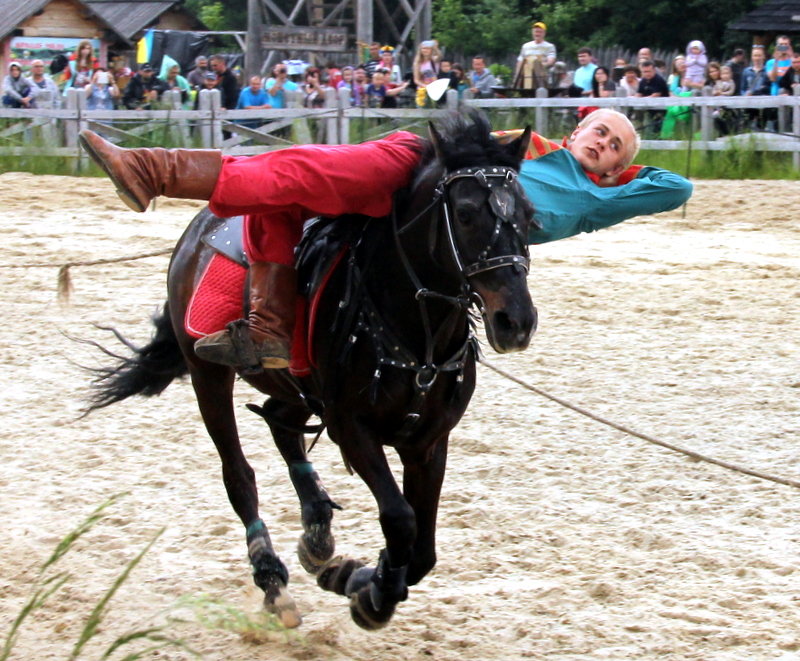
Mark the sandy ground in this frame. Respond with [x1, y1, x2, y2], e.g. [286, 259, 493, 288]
[0, 173, 799, 661]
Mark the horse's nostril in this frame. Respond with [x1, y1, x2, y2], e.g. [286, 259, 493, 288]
[494, 311, 516, 332]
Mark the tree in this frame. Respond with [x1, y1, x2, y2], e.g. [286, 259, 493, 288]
[433, 0, 529, 60]
[517, 0, 763, 60]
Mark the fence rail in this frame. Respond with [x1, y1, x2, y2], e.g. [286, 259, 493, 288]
[2, 87, 800, 168]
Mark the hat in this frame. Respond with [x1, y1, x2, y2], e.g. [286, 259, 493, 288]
[203, 71, 217, 80]
[380, 45, 395, 54]
[139, 63, 153, 72]
[8, 61, 21, 70]
[533, 21, 547, 30]
[420, 40, 436, 48]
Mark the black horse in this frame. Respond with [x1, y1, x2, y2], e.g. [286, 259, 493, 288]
[85, 113, 537, 629]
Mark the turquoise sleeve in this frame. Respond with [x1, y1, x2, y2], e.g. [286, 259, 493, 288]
[519, 151, 693, 244]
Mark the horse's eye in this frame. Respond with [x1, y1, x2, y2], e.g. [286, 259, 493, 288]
[455, 202, 480, 224]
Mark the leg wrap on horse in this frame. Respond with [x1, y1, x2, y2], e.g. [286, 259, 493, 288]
[247, 520, 289, 590]
[368, 549, 409, 610]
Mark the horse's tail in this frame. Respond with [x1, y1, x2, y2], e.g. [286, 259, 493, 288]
[82, 302, 188, 415]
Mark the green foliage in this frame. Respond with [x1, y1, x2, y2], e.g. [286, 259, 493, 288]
[197, 2, 226, 31]
[176, 594, 296, 644]
[433, 0, 529, 59]
[0, 495, 197, 661]
[639, 142, 800, 180]
[489, 63, 513, 84]
[184, 0, 246, 31]
[521, 0, 762, 60]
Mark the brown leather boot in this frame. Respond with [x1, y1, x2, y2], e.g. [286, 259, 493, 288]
[194, 262, 297, 370]
[79, 129, 222, 212]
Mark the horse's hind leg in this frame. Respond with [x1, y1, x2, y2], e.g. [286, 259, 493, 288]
[254, 398, 338, 574]
[189, 365, 301, 628]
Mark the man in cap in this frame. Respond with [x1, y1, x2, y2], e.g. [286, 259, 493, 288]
[122, 63, 167, 109]
[515, 21, 557, 90]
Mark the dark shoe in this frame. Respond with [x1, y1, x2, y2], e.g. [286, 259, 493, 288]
[194, 262, 296, 371]
[79, 129, 222, 212]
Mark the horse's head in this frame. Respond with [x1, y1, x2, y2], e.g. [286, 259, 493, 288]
[425, 112, 538, 353]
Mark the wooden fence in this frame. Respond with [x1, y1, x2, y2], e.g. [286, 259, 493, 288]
[2, 86, 800, 169]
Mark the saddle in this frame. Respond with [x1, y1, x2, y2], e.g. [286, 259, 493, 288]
[185, 214, 358, 376]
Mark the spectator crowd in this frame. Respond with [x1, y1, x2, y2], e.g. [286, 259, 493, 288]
[3, 26, 798, 138]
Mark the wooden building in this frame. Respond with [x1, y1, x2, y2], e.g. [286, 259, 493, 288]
[0, 0, 203, 75]
[729, 0, 800, 47]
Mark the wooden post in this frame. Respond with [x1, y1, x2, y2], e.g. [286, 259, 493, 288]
[535, 86, 547, 136]
[64, 88, 86, 150]
[445, 88, 458, 110]
[338, 86, 351, 145]
[245, 0, 261, 83]
[793, 85, 800, 170]
[198, 88, 221, 148]
[324, 86, 338, 144]
[701, 86, 712, 142]
[356, 0, 373, 53]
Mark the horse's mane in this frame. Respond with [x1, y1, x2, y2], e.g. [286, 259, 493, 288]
[418, 109, 521, 172]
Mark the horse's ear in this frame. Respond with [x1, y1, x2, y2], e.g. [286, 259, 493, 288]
[428, 121, 446, 160]
[505, 125, 532, 164]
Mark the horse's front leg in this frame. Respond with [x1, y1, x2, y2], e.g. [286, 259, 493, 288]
[250, 397, 339, 574]
[189, 364, 300, 628]
[399, 433, 449, 586]
[318, 427, 415, 630]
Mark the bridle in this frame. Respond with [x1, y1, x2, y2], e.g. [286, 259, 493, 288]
[396, 165, 530, 292]
[438, 165, 530, 279]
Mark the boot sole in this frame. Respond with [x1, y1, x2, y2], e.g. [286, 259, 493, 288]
[260, 356, 290, 369]
[78, 132, 148, 213]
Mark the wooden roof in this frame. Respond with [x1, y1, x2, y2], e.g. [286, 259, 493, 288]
[729, 0, 800, 33]
[84, 0, 183, 41]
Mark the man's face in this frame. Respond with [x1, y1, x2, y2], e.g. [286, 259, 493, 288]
[369, 44, 380, 58]
[355, 69, 366, 83]
[472, 58, 485, 74]
[197, 58, 208, 69]
[532, 27, 545, 41]
[792, 54, 800, 71]
[752, 49, 765, 65]
[249, 76, 262, 92]
[568, 113, 634, 178]
[275, 66, 287, 78]
[577, 52, 591, 66]
[141, 69, 153, 80]
[638, 48, 652, 61]
[640, 65, 655, 80]
[31, 62, 45, 77]
[211, 59, 225, 73]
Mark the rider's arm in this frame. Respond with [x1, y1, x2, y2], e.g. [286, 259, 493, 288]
[519, 152, 693, 243]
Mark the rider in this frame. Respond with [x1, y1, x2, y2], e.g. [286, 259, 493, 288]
[79, 109, 691, 371]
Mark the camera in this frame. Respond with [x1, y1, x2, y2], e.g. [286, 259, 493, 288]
[96, 71, 109, 85]
[777, 44, 789, 52]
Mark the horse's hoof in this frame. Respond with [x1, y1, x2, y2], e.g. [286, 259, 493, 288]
[349, 586, 395, 630]
[265, 585, 302, 629]
[297, 526, 335, 574]
[316, 556, 364, 595]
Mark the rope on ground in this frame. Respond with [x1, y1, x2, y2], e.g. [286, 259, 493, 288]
[0, 248, 173, 302]
[479, 357, 800, 490]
